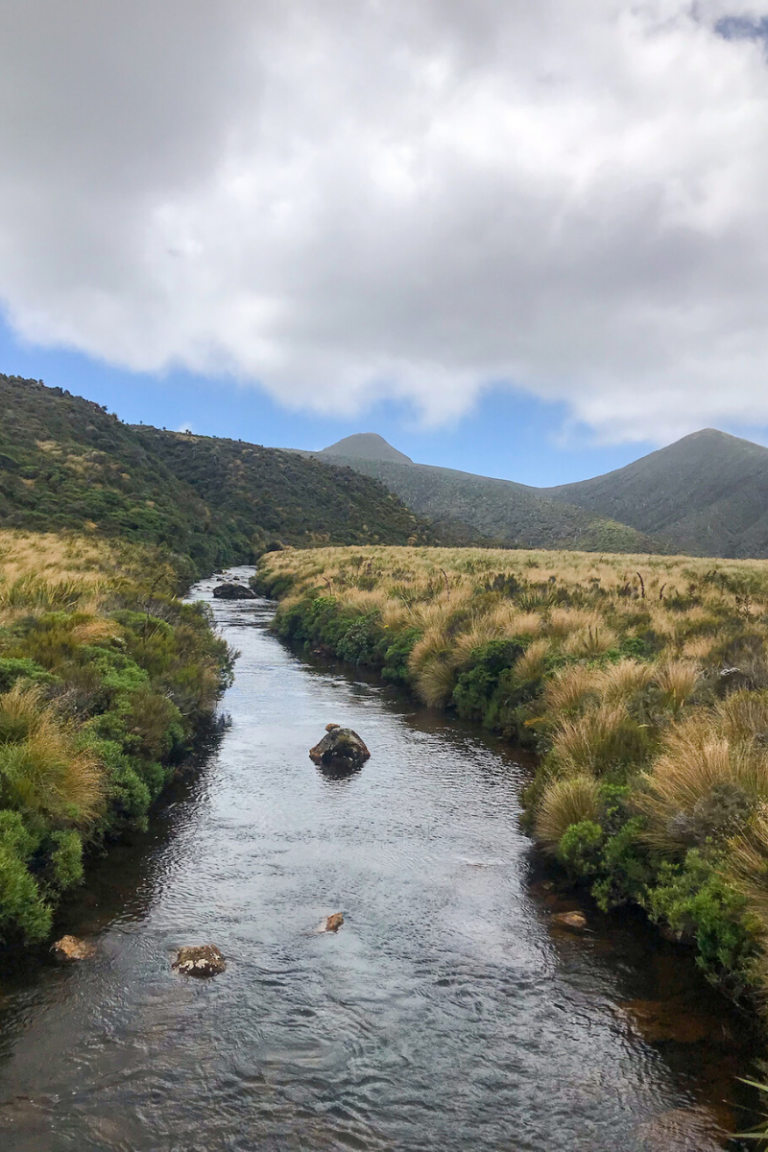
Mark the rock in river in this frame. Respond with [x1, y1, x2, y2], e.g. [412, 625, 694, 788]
[172, 944, 226, 977]
[309, 726, 370, 772]
[213, 582, 257, 601]
[551, 911, 588, 933]
[51, 935, 97, 962]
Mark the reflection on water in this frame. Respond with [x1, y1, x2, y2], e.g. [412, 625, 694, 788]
[0, 568, 760, 1151]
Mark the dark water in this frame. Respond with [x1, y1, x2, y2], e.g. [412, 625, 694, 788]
[0, 569, 761, 1151]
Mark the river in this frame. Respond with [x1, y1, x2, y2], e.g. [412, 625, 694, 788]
[0, 569, 761, 1151]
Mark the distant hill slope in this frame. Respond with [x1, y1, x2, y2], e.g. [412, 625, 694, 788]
[0, 375, 440, 571]
[318, 448, 662, 553]
[546, 429, 768, 558]
[320, 432, 413, 465]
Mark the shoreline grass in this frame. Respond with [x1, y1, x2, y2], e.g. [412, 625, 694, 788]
[0, 529, 233, 948]
[256, 544, 768, 1015]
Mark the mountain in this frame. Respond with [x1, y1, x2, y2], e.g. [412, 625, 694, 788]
[0, 375, 441, 570]
[313, 445, 662, 553]
[321, 432, 413, 465]
[546, 428, 768, 558]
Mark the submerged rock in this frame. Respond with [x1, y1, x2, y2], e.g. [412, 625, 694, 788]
[551, 911, 588, 933]
[51, 935, 96, 962]
[635, 1106, 728, 1151]
[172, 944, 226, 977]
[213, 583, 257, 601]
[309, 727, 370, 772]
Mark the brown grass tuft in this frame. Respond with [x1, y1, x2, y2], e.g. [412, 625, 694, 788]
[535, 774, 601, 849]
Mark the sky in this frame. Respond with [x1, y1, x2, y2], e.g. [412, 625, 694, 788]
[3, 1, 768, 486]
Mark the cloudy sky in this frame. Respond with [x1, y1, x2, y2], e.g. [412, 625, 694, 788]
[2, 1, 768, 482]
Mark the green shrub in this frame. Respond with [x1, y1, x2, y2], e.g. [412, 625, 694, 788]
[645, 850, 757, 986]
[49, 830, 84, 890]
[557, 820, 605, 878]
[0, 812, 50, 944]
[452, 640, 525, 722]
[0, 657, 53, 692]
[382, 627, 421, 685]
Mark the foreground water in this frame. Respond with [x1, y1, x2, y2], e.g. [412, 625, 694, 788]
[0, 570, 761, 1150]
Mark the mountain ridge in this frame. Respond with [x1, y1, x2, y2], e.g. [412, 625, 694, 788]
[318, 426, 768, 558]
[546, 427, 768, 557]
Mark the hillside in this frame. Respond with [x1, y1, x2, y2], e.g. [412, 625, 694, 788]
[547, 429, 768, 558]
[320, 432, 413, 465]
[0, 375, 440, 572]
[317, 450, 662, 553]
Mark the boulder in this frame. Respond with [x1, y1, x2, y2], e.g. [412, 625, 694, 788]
[213, 583, 257, 601]
[172, 944, 226, 977]
[309, 726, 370, 772]
[552, 911, 588, 933]
[51, 935, 96, 962]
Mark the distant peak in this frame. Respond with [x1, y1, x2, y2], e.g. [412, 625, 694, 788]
[320, 432, 413, 465]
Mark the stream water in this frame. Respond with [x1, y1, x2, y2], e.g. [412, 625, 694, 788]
[0, 569, 762, 1151]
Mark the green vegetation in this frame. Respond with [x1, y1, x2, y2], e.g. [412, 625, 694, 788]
[256, 544, 768, 1013]
[315, 445, 664, 553]
[549, 427, 768, 559]
[0, 529, 233, 946]
[0, 374, 441, 574]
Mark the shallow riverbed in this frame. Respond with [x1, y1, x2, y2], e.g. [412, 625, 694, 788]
[0, 569, 761, 1150]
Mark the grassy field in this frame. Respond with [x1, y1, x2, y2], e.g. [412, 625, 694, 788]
[0, 529, 232, 947]
[257, 544, 768, 1011]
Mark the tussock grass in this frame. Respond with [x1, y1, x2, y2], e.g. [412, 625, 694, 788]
[655, 659, 700, 713]
[638, 717, 766, 852]
[515, 638, 550, 682]
[544, 665, 599, 715]
[535, 775, 601, 849]
[551, 703, 649, 776]
[595, 659, 654, 703]
[0, 683, 105, 825]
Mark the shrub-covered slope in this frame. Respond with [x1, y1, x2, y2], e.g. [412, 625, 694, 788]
[0, 530, 232, 946]
[318, 452, 663, 553]
[547, 429, 768, 558]
[0, 375, 439, 572]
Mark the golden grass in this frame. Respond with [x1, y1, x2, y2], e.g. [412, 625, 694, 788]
[0, 683, 105, 825]
[551, 702, 648, 776]
[655, 659, 700, 713]
[638, 716, 768, 851]
[515, 639, 550, 682]
[535, 775, 601, 848]
[595, 659, 654, 703]
[543, 665, 599, 715]
[0, 528, 176, 628]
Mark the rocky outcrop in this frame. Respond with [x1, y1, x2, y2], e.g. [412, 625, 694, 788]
[172, 944, 226, 977]
[213, 582, 257, 600]
[51, 935, 96, 961]
[309, 726, 370, 772]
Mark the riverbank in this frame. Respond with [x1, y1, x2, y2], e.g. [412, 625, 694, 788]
[255, 544, 768, 1019]
[0, 529, 234, 948]
[0, 573, 759, 1150]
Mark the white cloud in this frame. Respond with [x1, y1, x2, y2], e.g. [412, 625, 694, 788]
[2, 1, 768, 441]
